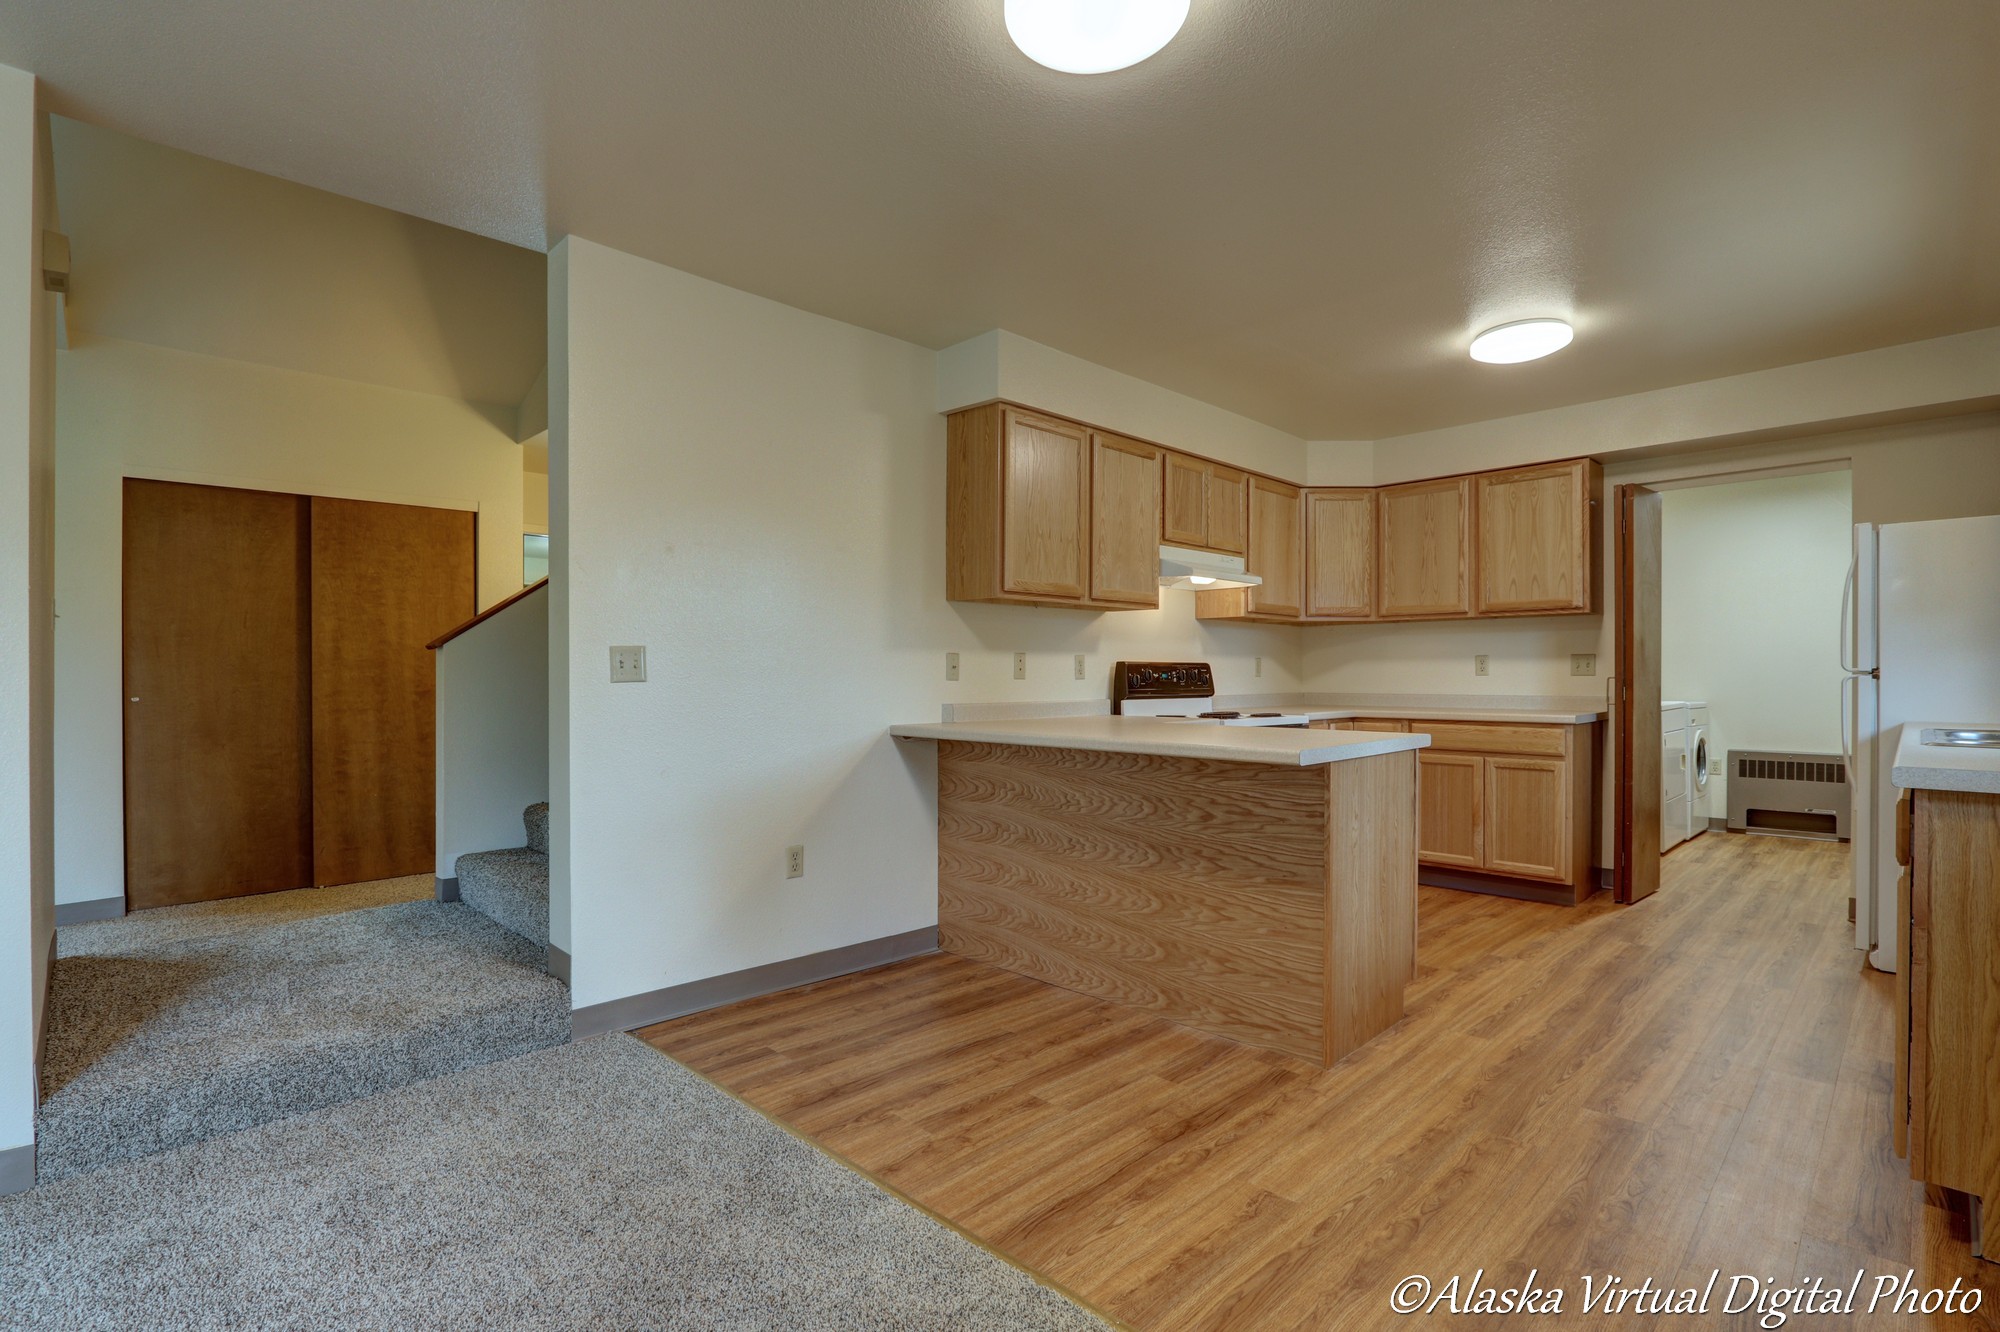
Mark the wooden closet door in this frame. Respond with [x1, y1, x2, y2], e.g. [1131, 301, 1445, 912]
[123, 480, 313, 909]
[310, 497, 476, 886]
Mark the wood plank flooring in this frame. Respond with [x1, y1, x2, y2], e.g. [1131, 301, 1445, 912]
[643, 832, 1999, 1330]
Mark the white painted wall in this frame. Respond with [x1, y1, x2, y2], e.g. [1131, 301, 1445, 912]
[0, 62, 57, 1172]
[1660, 469, 1854, 814]
[554, 240, 1303, 1010]
[52, 336, 526, 908]
[436, 585, 549, 878]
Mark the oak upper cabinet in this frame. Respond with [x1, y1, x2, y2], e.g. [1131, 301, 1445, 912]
[1090, 432, 1164, 608]
[1162, 451, 1247, 556]
[1475, 459, 1601, 616]
[947, 404, 1155, 610]
[1246, 477, 1305, 619]
[1377, 477, 1472, 618]
[1305, 489, 1375, 620]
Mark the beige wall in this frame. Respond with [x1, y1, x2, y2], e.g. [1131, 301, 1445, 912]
[0, 62, 56, 1173]
[52, 336, 526, 909]
[555, 241, 1305, 1011]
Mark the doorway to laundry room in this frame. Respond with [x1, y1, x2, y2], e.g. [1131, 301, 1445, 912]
[1657, 467, 1855, 857]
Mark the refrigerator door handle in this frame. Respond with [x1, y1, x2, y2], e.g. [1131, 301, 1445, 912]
[1840, 555, 1857, 674]
[1840, 673, 1854, 773]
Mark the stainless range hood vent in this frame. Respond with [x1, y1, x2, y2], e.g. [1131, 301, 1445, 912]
[1159, 544, 1261, 591]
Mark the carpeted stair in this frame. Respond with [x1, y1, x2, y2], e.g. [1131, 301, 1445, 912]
[39, 890, 570, 1183]
[456, 802, 550, 949]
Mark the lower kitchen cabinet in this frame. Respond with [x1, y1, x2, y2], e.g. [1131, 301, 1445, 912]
[1897, 786, 1999, 1239]
[1408, 720, 1598, 904]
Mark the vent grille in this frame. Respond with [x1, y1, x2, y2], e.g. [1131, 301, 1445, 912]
[1735, 756, 1848, 785]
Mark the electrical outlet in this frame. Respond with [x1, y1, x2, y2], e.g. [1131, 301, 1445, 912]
[1013, 652, 1027, 680]
[1474, 654, 1489, 677]
[1073, 653, 1086, 680]
[1571, 653, 1597, 677]
[786, 844, 804, 879]
[609, 645, 647, 683]
[1255, 656, 1264, 678]
[945, 651, 959, 682]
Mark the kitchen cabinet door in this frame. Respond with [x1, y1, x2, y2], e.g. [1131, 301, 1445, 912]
[1162, 451, 1209, 548]
[1247, 477, 1304, 619]
[1476, 460, 1596, 614]
[1206, 465, 1247, 556]
[1483, 756, 1569, 881]
[1378, 477, 1472, 618]
[1091, 433, 1164, 607]
[1417, 752, 1483, 868]
[1001, 409, 1090, 601]
[1306, 489, 1375, 619]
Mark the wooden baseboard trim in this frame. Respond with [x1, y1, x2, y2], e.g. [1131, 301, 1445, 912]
[573, 927, 940, 1041]
[434, 875, 460, 903]
[0, 1141, 34, 1196]
[546, 943, 571, 984]
[1421, 866, 1589, 906]
[54, 896, 125, 926]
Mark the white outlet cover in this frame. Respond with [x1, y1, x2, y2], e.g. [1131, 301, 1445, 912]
[1013, 652, 1027, 680]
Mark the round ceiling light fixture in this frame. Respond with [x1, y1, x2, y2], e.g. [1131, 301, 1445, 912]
[1469, 318, 1575, 364]
[1004, 0, 1192, 74]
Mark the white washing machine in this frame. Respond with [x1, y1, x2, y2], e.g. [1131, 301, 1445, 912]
[1685, 703, 1711, 839]
[1662, 702, 1691, 851]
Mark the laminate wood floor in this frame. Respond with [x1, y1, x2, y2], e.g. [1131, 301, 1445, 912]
[643, 832, 1999, 1330]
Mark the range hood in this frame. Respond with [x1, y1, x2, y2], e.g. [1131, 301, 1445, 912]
[1158, 544, 1262, 591]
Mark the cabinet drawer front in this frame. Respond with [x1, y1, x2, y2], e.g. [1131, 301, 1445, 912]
[1410, 721, 1567, 757]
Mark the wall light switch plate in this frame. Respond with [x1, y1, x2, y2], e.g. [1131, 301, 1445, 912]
[785, 845, 804, 879]
[1073, 653, 1086, 680]
[1013, 652, 1027, 681]
[1711, 759, 1723, 776]
[610, 645, 647, 683]
[1474, 654, 1489, 677]
[1571, 653, 1597, 677]
[945, 652, 959, 682]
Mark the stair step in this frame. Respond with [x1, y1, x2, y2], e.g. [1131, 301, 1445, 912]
[455, 847, 550, 949]
[525, 802, 550, 855]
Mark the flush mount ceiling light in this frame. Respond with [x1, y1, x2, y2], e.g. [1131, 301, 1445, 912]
[1469, 318, 1574, 364]
[1004, 0, 1192, 74]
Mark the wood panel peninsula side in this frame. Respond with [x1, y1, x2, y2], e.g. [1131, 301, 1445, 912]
[889, 718, 1428, 1066]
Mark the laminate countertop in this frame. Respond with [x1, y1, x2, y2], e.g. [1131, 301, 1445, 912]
[1890, 722, 2000, 794]
[889, 716, 1430, 767]
[1295, 707, 1607, 725]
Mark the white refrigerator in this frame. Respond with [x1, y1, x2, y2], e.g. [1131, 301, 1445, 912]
[1845, 514, 2000, 973]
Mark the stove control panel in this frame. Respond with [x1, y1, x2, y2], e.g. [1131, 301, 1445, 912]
[1113, 661, 1216, 702]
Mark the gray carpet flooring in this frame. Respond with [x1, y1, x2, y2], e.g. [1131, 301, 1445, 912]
[41, 890, 570, 1181]
[1, 1035, 1114, 1332]
[456, 846, 551, 948]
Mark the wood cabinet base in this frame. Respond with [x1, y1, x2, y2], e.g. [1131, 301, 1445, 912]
[1417, 864, 1598, 907]
[934, 741, 1417, 1067]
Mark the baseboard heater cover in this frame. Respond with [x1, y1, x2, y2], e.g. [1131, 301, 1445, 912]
[1727, 749, 1849, 841]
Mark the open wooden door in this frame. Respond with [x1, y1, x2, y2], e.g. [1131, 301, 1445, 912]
[1615, 484, 1663, 903]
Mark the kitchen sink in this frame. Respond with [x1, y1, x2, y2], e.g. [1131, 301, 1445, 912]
[1920, 728, 2000, 748]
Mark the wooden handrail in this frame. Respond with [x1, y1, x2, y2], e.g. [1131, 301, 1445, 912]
[427, 578, 548, 650]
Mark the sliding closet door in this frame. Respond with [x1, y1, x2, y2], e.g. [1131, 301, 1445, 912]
[309, 496, 476, 885]
[123, 479, 314, 909]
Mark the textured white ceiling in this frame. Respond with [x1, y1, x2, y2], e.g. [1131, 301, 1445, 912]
[7, 0, 1996, 437]
[51, 116, 547, 408]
